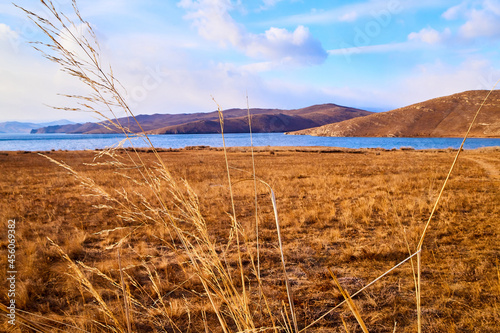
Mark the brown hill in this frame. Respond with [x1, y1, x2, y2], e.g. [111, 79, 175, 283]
[31, 104, 372, 134]
[149, 105, 371, 134]
[148, 114, 319, 134]
[289, 90, 500, 138]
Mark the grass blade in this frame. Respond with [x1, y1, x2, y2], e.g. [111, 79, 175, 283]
[328, 268, 369, 333]
[271, 190, 299, 332]
[117, 246, 132, 333]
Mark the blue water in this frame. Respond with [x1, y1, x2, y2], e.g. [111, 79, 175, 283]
[0, 133, 499, 151]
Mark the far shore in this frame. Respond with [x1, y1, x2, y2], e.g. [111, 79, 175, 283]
[1, 144, 499, 155]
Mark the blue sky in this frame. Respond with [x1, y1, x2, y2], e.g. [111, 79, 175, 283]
[0, 0, 499, 122]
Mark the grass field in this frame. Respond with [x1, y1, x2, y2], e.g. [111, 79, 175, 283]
[0, 146, 499, 332]
[6, 0, 500, 331]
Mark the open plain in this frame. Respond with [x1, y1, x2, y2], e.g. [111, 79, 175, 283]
[0, 147, 499, 332]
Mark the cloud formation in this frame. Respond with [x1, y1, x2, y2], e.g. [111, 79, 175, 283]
[408, 27, 451, 44]
[0, 23, 19, 52]
[177, 0, 327, 66]
[263, 0, 429, 26]
[328, 42, 412, 57]
[259, 0, 286, 11]
[0, 22, 88, 122]
[443, 0, 500, 39]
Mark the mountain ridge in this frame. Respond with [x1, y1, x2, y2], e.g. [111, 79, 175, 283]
[0, 120, 74, 133]
[30, 104, 373, 134]
[288, 90, 500, 138]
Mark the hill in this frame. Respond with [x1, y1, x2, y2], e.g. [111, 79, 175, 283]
[289, 90, 500, 138]
[31, 104, 372, 134]
[0, 120, 74, 133]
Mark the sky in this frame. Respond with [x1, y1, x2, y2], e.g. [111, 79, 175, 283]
[0, 0, 499, 123]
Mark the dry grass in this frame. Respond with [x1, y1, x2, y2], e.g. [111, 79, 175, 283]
[2, 1, 499, 331]
[1, 147, 499, 332]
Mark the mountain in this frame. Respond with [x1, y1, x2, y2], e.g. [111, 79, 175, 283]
[0, 120, 74, 133]
[31, 104, 373, 134]
[149, 105, 372, 134]
[289, 90, 500, 138]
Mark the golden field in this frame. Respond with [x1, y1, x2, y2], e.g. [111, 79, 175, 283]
[0, 146, 499, 332]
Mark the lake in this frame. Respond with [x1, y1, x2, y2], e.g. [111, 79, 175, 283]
[1, 133, 499, 151]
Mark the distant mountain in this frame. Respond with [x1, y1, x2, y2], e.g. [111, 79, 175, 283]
[289, 90, 500, 138]
[0, 120, 74, 133]
[31, 105, 373, 134]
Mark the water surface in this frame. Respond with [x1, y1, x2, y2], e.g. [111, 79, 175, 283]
[0, 133, 499, 151]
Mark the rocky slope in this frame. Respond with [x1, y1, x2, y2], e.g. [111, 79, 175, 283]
[289, 90, 500, 138]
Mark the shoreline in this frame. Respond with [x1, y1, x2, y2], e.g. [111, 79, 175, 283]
[5, 131, 500, 138]
[1, 145, 499, 154]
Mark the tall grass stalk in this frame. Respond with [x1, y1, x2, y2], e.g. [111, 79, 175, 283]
[271, 190, 299, 332]
[117, 246, 132, 333]
[247, 93, 261, 289]
[214, 97, 253, 330]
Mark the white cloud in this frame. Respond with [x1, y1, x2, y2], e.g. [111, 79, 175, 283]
[0, 23, 17, 37]
[485, 0, 500, 15]
[240, 61, 275, 73]
[178, 0, 244, 47]
[259, 0, 285, 11]
[262, 0, 283, 6]
[442, 3, 466, 20]
[339, 11, 359, 22]
[0, 23, 19, 49]
[0, 23, 92, 122]
[328, 42, 412, 56]
[442, 0, 500, 39]
[263, 0, 455, 26]
[177, 0, 327, 66]
[246, 25, 327, 65]
[460, 8, 500, 38]
[408, 27, 451, 44]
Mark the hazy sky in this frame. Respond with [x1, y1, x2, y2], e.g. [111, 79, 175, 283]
[1, 0, 499, 122]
